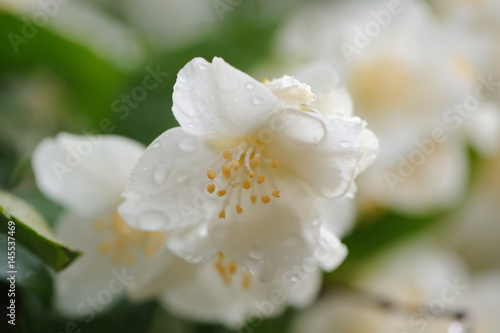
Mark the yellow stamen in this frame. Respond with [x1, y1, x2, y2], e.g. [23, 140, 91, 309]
[231, 160, 240, 169]
[253, 155, 261, 166]
[251, 195, 257, 204]
[272, 190, 281, 198]
[207, 184, 215, 193]
[223, 150, 232, 159]
[219, 210, 226, 219]
[217, 190, 227, 197]
[243, 180, 251, 189]
[249, 171, 255, 178]
[242, 272, 252, 290]
[271, 160, 280, 168]
[207, 170, 216, 179]
[93, 219, 106, 231]
[229, 262, 238, 274]
[100, 242, 112, 254]
[257, 176, 265, 184]
[236, 205, 243, 215]
[261, 195, 270, 204]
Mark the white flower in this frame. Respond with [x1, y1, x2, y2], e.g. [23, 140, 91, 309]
[275, 0, 485, 214]
[291, 241, 470, 333]
[119, 57, 377, 281]
[32, 132, 166, 316]
[127, 250, 322, 328]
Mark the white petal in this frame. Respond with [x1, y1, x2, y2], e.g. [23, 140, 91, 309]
[265, 108, 363, 198]
[118, 127, 218, 231]
[209, 183, 322, 281]
[172, 57, 281, 138]
[318, 196, 356, 239]
[314, 226, 348, 272]
[295, 61, 354, 117]
[32, 133, 144, 218]
[159, 258, 321, 328]
[52, 213, 129, 316]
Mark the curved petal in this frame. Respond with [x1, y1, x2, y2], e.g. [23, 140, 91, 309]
[32, 132, 144, 218]
[118, 127, 219, 231]
[265, 108, 363, 198]
[318, 196, 356, 239]
[295, 61, 354, 117]
[172, 57, 281, 138]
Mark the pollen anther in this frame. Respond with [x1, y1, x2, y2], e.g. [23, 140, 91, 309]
[217, 190, 227, 197]
[272, 190, 281, 198]
[243, 180, 251, 189]
[236, 205, 243, 214]
[207, 170, 216, 179]
[257, 176, 265, 184]
[271, 160, 280, 168]
[261, 195, 271, 204]
[207, 184, 215, 193]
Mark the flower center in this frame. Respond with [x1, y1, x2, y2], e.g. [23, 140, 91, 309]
[347, 58, 415, 112]
[93, 210, 166, 264]
[214, 252, 252, 291]
[206, 137, 281, 219]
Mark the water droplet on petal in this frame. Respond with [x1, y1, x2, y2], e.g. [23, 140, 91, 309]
[178, 76, 188, 84]
[198, 63, 207, 70]
[246, 82, 255, 90]
[143, 166, 150, 172]
[252, 96, 263, 105]
[152, 141, 161, 148]
[153, 163, 169, 184]
[179, 136, 198, 153]
[138, 211, 169, 230]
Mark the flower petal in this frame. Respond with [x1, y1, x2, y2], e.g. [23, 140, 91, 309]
[52, 213, 128, 316]
[295, 61, 354, 117]
[118, 127, 218, 231]
[209, 183, 322, 281]
[265, 108, 363, 198]
[32, 133, 144, 218]
[172, 57, 281, 137]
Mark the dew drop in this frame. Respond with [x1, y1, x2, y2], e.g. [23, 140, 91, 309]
[138, 211, 169, 231]
[177, 76, 188, 84]
[198, 63, 207, 70]
[143, 166, 150, 172]
[153, 163, 169, 184]
[246, 82, 255, 90]
[179, 136, 198, 153]
[252, 96, 263, 105]
[152, 141, 161, 148]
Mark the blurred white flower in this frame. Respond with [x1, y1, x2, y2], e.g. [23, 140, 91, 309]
[119, 57, 377, 281]
[1, 0, 144, 70]
[275, 0, 492, 215]
[291, 241, 470, 333]
[439, 154, 500, 271]
[32, 133, 166, 316]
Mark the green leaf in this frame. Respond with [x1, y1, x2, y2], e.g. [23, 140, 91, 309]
[0, 190, 80, 271]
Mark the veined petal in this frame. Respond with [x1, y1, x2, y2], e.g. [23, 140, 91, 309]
[173, 57, 281, 138]
[32, 133, 144, 218]
[265, 108, 363, 198]
[118, 127, 218, 231]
